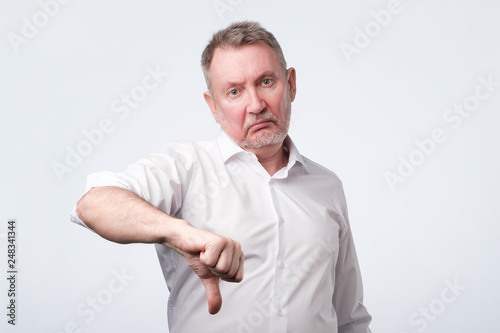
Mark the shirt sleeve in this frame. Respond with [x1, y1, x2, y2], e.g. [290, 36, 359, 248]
[69, 142, 197, 229]
[333, 189, 372, 333]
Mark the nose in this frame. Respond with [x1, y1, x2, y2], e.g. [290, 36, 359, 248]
[246, 88, 266, 114]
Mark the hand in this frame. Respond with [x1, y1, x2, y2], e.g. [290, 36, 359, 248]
[164, 221, 244, 314]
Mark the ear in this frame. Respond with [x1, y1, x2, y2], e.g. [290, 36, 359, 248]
[286, 67, 297, 102]
[203, 91, 219, 123]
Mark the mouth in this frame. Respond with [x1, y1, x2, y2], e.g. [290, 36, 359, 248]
[248, 120, 273, 132]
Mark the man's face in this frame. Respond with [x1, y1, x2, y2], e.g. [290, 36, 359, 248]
[204, 41, 296, 150]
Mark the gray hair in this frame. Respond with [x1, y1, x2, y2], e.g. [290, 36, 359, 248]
[201, 21, 287, 91]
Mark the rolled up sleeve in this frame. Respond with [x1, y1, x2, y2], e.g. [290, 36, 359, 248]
[70, 143, 197, 229]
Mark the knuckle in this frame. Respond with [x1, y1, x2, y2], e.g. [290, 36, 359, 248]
[219, 263, 231, 275]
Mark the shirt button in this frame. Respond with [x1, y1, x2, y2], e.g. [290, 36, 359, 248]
[279, 217, 284, 224]
[277, 310, 284, 316]
[279, 263, 285, 269]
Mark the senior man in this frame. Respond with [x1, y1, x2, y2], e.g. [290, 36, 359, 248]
[71, 21, 372, 332]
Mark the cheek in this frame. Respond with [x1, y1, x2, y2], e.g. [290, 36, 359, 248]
[270, 88, 289, 116]
[218, 104, 246, 129]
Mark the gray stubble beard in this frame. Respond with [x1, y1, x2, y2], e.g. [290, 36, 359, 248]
[237, 109, 291, 149]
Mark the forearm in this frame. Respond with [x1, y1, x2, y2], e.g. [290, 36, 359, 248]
[74, 172, 244, 315]
[76, 186, 186, 245]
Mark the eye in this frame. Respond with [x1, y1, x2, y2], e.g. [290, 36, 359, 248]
[262, 78, 272, 85]
[229, 89, 239, 96]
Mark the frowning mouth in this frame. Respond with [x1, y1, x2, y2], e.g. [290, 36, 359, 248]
[242, 112, 280, 137]
[248, 120, 273, 132]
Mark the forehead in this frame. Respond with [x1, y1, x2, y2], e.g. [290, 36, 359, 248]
[209, 41, 283, 86]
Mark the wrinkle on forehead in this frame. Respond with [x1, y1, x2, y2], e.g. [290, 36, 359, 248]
[209, 41, 284, 92]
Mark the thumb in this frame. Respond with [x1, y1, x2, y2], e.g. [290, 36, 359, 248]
[201, 275, 222, 315]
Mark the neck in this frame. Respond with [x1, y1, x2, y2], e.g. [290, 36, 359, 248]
[246, 140, 289, 176]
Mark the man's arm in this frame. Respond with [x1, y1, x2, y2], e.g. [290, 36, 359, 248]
[76, 185, 244, 315]
[333, 227, 372, 333]
[332, 187, 371, 333]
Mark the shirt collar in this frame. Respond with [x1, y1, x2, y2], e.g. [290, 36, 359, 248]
[216, 130, 309, 173]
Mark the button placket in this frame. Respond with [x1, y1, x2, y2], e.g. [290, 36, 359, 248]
[266, 178, 289, 331]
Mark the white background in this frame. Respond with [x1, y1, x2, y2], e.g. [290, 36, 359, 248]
[1, 0, 499, 332]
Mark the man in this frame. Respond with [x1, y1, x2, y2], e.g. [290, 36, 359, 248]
[71, 21, 372, 332]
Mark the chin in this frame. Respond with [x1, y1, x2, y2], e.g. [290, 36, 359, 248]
[240, 130, 287, 150]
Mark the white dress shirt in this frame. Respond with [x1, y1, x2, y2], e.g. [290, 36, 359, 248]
[71, 130, 371, 333]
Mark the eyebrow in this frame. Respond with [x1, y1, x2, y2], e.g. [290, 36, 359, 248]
[223, 71, 278, 88]
[255, 71, 277, 83]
